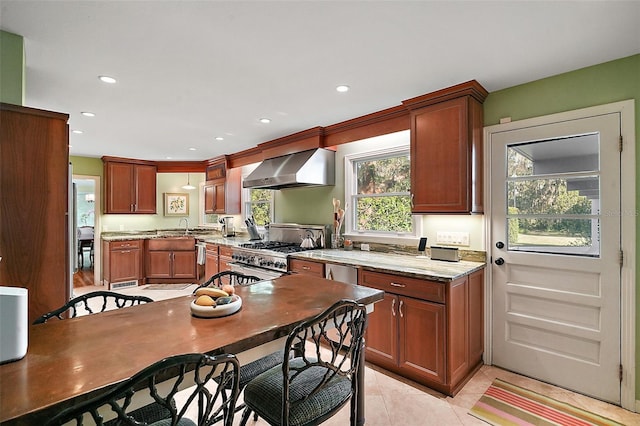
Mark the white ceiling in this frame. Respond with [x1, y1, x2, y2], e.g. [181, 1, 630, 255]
[1, 1, 639, 162]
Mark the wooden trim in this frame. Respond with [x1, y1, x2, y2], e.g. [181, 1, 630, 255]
[258, 126, 324, 158]
[1, 102, 69, 121]
[155, 161, 207, 173]
[228, 147, 263, 168]
[323, 105, 409, 147]
[402, 80, 488, 111]
[101, 156, 157, 166]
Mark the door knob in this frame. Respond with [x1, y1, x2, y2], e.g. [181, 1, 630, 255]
[496, 241, 504, 249]
[495, 257, 505, 266]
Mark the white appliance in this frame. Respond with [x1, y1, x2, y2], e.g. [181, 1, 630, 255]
[0, 286, 28, 363]
[325, 263, 357, 284]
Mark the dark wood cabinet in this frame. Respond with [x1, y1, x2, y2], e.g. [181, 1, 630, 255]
[359, 268, 484, 396]
[146, 238, 196, 283]
[288, 258, 325, 278]
[103, 158, 157, 214]
[204, 166, 241, 215]
[103, 240, 143, 288]
[403, 80, 487, 214]
[0, 103, 70, 324]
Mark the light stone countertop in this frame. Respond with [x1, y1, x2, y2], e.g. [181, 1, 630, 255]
[290, 249, 485, 282]
[101, 231, 484, 281]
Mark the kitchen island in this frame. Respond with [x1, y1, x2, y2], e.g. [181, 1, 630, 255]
[0, 274, 383, 425]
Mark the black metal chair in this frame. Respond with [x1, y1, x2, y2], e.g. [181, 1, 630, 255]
[196, 271, 283, 424]
[240, 299, 368, 426]
[33, 291, 154, 324]
[45, 352, 241, 426]
[192, 271, 262, 294]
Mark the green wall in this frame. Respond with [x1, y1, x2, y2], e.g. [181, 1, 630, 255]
[70, 156, 103, 177]
[0, 30, 25, 105]
[484, 53, 640, 399]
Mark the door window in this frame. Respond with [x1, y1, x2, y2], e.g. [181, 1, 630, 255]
[506, 134, 600, 257]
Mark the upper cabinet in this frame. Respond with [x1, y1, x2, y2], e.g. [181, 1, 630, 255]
[204, 156, 240, 215]
[103, 157, 157, 214]
[403, 81, 488, 214]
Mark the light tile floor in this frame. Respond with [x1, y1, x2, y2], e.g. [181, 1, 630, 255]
[75, 284, 640, 425]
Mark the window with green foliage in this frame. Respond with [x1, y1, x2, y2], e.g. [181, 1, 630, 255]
[244, 188, 273, 226]
[345, 148, 416, 237]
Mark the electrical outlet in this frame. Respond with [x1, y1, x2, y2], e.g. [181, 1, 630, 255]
[360, 243, 370, 251]
[436, 231, 470, 246]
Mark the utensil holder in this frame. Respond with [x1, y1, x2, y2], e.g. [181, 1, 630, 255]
[331, 234, 343, 249]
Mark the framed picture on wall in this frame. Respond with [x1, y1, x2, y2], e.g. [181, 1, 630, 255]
[164, 193, 189, 216]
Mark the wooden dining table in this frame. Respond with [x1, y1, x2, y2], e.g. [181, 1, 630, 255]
[0, 274, 383, 425]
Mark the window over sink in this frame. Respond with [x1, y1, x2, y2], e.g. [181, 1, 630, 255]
[344, 134, 421, 241]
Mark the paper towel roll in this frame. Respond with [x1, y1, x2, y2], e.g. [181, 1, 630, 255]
[0, 286, 28, 363]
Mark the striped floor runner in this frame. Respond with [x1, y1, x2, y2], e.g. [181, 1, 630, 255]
[469, 379, 623, 426]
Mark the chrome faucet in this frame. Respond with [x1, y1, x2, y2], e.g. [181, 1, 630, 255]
[178, 218, 190, 235]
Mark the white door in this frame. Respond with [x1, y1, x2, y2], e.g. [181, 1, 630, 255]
[490, 112, 621, 403]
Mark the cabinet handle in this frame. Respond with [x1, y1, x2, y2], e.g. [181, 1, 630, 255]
[391, 298, 396, 316]
[390, 282, 405, 288]
[121, 250, 131, 254]
[302, 266, 310, 270]
[410, 193, 414, 208]
[399, 300, 404, 317]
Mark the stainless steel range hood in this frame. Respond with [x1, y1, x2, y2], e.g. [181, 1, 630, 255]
[243, 148, 335, 190]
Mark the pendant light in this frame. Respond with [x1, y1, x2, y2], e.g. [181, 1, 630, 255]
[181, 173, 196, 190]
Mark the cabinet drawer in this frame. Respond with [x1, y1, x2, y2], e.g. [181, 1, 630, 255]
[359, 270, 445, 304]
[109, 240, 143, 250]
[205, 243, 219, 253]
[219, 246, 233, 257]
[289, 259, 324, 277]
[147, 238, 195, 251]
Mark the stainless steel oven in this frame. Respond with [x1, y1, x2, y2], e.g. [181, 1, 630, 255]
[229, 223, 327, 280]
[229, 262, 284, 281]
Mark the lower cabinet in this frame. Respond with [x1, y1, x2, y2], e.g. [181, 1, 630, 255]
[102, 239, 143, 288]
[218, 246, 234, 272]
[204, 243, 220, 280]
[360, 268, 484, 396]
[288, 258, 325, 277]
[146, 238, 196, 283]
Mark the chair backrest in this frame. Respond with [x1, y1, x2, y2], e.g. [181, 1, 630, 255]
[77, 226, 94, 239]
[281, 299, 367, 425]
[193, 271, 261, 294]
[33, 291, 154, 324]
[46, 352, 240, 426]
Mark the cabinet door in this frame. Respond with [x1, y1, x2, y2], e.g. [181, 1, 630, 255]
[410, 97, 474, 213]
[204, 185, 215, 214]
[134, 164, 157, 213]
[398, 296, 446, 384]
[146, 250, 172, 278]
[364, 293, 397, 370]
[213, 180, 226, 214]
[205, 246, 219, 279]
[106, 162, 134, 213]
[111, 249, 141, 282]
[173, 251, 196, 279]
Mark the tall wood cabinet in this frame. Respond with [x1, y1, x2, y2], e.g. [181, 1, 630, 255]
[103, 157, 157, 214]
[0, 103, 70, 324]
[402, 80, 488, 214]
[360, 268, 484, 396]
[204, 157, 241, 215]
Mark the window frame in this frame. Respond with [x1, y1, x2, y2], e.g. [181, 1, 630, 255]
[343, 146, 422, 242]
[241, 168, 274, 228]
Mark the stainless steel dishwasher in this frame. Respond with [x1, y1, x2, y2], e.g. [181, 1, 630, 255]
[325, 262, 358, 284]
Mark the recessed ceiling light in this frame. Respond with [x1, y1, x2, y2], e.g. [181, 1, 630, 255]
[215, 137, 224, 141]
[336, 85, 350, 92]
[98, 75, 117, 84]
[81, 111, 95, 117]
[188, 147, 196, 151]
[166, 156, 173, 160]
[259, 118, 271, 124]
[72, 130, 83, 134]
